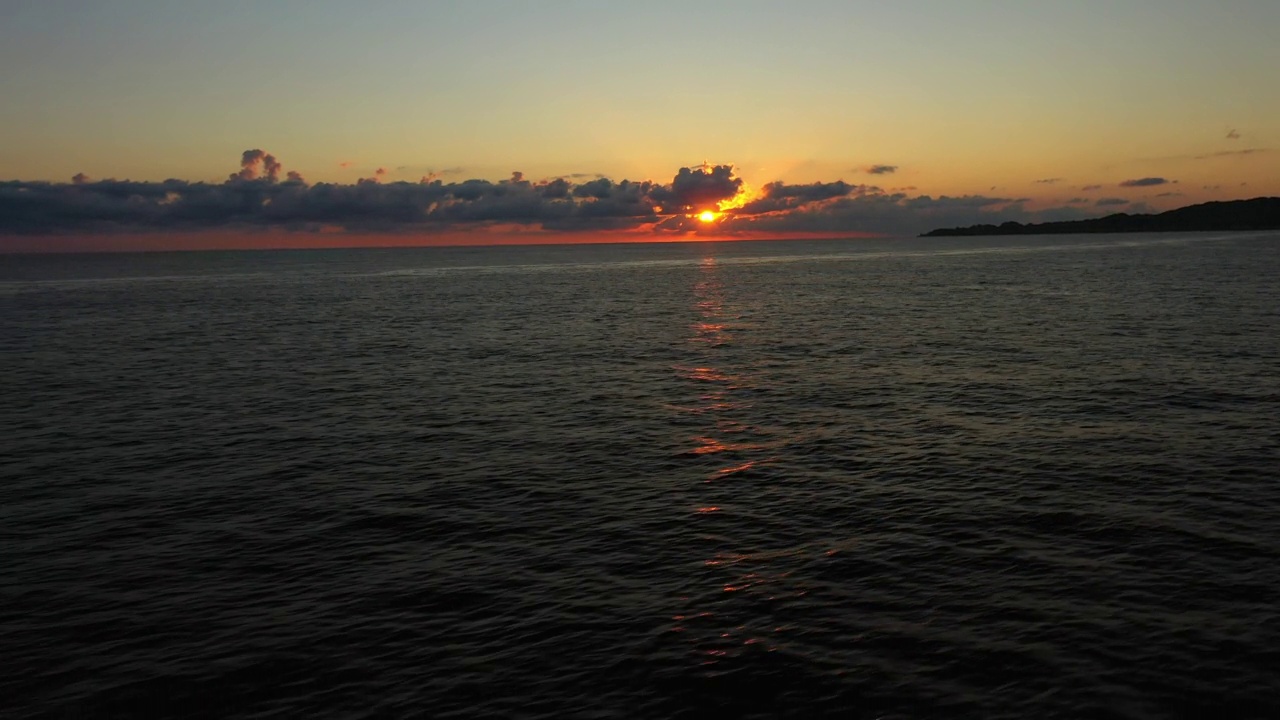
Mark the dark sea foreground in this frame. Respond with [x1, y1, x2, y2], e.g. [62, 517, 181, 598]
[3, 232, 1279, 719]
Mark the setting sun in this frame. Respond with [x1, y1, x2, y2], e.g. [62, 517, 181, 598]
[698, 210, 718, 223]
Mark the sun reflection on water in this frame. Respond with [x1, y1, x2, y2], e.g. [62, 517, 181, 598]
[662, 253, 808, 668]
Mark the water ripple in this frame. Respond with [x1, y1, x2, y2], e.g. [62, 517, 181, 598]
[3, 233, 1279, 718]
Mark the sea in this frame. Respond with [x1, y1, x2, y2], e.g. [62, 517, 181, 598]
[2, 231, 1279, 719]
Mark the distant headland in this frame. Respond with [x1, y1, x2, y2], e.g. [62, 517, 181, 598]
[922, 197, 1280, 237]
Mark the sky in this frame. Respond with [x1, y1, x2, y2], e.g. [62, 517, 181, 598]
[1, 0, 1277, 250]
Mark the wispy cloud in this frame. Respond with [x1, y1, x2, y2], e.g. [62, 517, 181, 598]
[1226, 129, 1241, 140]
[863, 165, 898, 175]
[1193, 148, 1271, 159]
[1096, 197, 1129, 206]
[1136, 145, 1270, 163]
[395, 165, 465, 177]
[1034, 178, 1063, 184]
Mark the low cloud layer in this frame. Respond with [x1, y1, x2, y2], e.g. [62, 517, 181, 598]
[0, 150, 1178, 240]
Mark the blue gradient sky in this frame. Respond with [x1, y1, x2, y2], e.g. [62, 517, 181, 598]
[2, 0, 1277, 226]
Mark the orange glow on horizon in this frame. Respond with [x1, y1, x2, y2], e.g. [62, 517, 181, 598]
[0, 228, 884, 254]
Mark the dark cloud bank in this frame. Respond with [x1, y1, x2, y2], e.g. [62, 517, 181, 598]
[3, 150, 1121, 240]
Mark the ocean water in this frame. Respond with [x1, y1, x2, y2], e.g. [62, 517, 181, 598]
[2, 232, 1279, 719]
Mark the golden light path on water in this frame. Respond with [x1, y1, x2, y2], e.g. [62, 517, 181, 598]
[664, 254, 823, 672]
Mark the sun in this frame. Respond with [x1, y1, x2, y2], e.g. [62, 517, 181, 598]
[697, 210, 719, 223]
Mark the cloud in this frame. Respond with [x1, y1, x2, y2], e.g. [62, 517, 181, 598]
[1034, 178, 1063, 184]
[0, 151, 673, 235]
[1193, 148, 1271, 159]
[571, 178, 615, 199]
[864, 165, 898, 175]
[1119, 177, 1169, 187]
[1081, 184, 1103, 191]
[1226, 129, 1240, 140]
[1096, 197, 1129, 206]
[721, 191, 1084, 237]
[231, 149, 282, 182]
[1065, 198, 1090, 204]
[660, 164, 742, 211]
[1155, 191, 1182, 198]
[734, 180, 865, 215]
[539, 178, 571, 199]
[0, 151, 1170, 240]
[395, 165, 465, 177]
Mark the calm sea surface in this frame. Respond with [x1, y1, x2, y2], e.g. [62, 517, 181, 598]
[3, 232, 1279, 719]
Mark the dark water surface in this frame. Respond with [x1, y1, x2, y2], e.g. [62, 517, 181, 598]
[3, 233, 1279, 719]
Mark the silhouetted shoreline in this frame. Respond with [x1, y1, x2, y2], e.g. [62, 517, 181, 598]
[922, 197, 1280, 237]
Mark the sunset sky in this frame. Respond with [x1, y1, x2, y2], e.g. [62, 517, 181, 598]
[2, 0, 1277, 250]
